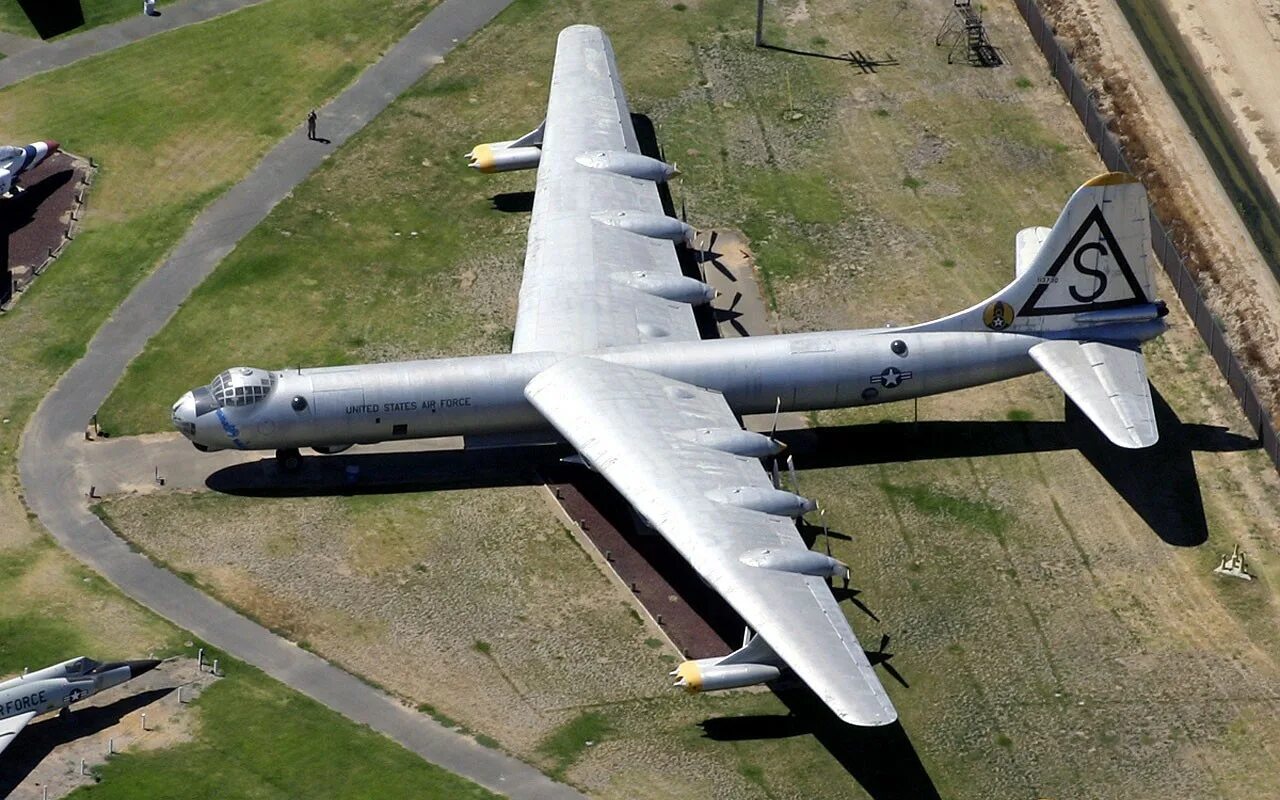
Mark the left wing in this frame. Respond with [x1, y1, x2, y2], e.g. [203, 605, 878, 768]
[525, 357, 897, 726]
[0, 711, 36, 758]
[482, 25, 709, 354]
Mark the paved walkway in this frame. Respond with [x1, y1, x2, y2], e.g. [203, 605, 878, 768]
[18, 1, 585, 797]
[0, 0, 272, 90]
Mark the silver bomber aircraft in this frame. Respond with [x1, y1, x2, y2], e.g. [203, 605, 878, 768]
[173, 25, 1168, 726]
[0, 140, 59, 197]
[0, 656, 161, 757]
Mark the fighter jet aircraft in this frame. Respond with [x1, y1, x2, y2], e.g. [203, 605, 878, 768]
[0, 140, 59, 197]
[0, 656, 161, 757]
[174, 25, 1168, 726]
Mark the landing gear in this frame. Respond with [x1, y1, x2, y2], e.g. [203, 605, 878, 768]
[275, 448, 303, 473]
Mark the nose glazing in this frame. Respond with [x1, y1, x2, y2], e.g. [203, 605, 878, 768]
[172, 391, 197, 438]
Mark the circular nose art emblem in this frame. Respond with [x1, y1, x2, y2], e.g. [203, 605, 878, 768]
[983, 300, 1015, 330]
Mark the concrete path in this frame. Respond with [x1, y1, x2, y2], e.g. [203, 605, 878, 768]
[0, 0, 269, 90]
[0, 30, 40, 58]
[18, 0, 585, 797]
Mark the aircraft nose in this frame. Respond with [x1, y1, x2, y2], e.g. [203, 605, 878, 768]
[126, 659, 161, 679]
[172, 391, 197, 437]
[43, 140, 59, 154]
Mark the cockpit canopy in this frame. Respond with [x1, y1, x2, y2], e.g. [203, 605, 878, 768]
[0, 145, 23, 164]
[62, 657, 100, 676]
[209, 367, 276, 408]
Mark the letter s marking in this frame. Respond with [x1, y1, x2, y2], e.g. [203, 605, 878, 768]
[1069, 242, 1108, 303]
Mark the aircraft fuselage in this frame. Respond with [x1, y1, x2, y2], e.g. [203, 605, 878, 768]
[173, 321, 1163, 453]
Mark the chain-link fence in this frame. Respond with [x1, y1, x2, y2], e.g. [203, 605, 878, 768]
[1017, 0, 1280, 470]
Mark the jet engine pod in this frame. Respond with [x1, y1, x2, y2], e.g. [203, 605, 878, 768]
[466, 142, 541, 173]
[671, 659, 781, 693]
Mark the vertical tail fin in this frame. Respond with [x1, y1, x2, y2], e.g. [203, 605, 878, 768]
[915, 173, 1161, 335]
[909, 173, 1167, 448]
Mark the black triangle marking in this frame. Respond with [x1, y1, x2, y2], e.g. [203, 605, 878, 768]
[1018, 204, 1148, 317]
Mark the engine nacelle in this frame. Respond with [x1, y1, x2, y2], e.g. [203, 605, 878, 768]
[671, 659, 781, 693]
[467, 142, 542, 173]
[705, 486, 816, 517]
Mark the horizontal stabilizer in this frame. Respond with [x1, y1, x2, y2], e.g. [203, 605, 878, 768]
[1030, 340, 1157, 448]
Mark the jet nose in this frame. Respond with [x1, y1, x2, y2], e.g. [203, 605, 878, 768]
[43, 140, 59, 155]
[126, 659, 162, 679]
[172, 391, 197, 438]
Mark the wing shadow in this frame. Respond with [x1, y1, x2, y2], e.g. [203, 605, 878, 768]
[0, 687, 173, 796]
[700, 686, 940, 800]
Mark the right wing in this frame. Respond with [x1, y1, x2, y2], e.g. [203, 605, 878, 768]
[510, 25, 705, 354]
[0, 711, 36, 758]
[1030, 339, 1157, 448]
[526, 357, 898, 726]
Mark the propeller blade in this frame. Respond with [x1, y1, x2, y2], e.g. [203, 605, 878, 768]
[770, 457, 782, 489]
[770, 396, 782, 441]
[786, 454, 798, 493]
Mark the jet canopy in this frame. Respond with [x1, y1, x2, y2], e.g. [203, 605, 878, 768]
[209, 367, 276, 408]
[0, 146, 23, 161]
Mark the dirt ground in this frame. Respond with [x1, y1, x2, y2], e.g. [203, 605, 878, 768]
[5, 657, 220, 800]
[1041, 0, 1280, 422]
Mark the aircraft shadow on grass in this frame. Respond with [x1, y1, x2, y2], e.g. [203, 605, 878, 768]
[699, 690, 941, 800]
[17, 0, 84, 39]
[774, 385, 1252, 547]
[0, 687, 173, 796]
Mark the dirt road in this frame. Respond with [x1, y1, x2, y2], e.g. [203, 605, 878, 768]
[1042, 0, 1280, 419]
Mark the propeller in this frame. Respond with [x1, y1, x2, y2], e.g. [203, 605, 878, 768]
[866, 634, 909, 688]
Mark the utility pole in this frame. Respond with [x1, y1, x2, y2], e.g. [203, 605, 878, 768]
[755, 0, 765, 47]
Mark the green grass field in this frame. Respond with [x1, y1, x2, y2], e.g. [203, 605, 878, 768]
[66, 651, 498, 799]
[0, 0, 436, 469]
[84, 0, 1280, 797]
[5, 0, 1280, 796]
[0, 0, 178, 40]
[98, 0, 1088, 434]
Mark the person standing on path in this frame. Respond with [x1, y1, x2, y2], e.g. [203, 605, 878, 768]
[306, 109, 318, 141]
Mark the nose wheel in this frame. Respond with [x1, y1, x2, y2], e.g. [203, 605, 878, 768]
[275, 448, 303, 473]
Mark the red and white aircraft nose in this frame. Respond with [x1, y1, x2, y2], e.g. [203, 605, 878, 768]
[43, 140, 59, 155]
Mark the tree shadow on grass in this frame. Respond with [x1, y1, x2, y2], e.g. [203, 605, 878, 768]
[17, 0, 84, 39]
[0, 687, 173, 796]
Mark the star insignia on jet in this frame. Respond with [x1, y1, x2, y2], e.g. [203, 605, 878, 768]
[870, 367, 913, 388]
[67, 688, 85, 703]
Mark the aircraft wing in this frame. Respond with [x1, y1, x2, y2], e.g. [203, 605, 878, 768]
[1030, 339, 1157, 448]
[525, 357, 898, 726]
[514, 25, 704, 354]
[0, 711, 36, 758]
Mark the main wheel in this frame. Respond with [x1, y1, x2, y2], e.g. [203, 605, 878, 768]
[275, 448, 303, 473]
